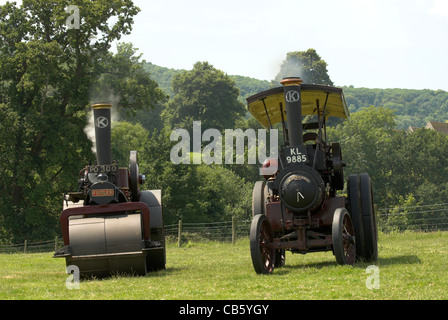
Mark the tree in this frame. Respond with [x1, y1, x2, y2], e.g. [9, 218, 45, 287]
[328, 106, 396, 175]
[140, 126, 253, 225]
[393, 128, 448, 200]
[162, 61, 245, 132]
[327, 106, 398, 207]
[341, 86, 448, 130]
[91, 42, 167, 114]
[381, 194, 416, 232]
[327, 105, 448, 215]
[0, 0, 165, 242]
[274, 49, 334, 85]
[111, 121, 149, 167]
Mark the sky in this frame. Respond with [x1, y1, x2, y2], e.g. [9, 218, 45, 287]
[117, 0, 448, 91]
[2, 0, 448, 91]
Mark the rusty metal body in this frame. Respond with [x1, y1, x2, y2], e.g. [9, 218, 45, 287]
[54, 104, 165, 277]
[247, 78, 378, 274]
[265, 196, 344, 253]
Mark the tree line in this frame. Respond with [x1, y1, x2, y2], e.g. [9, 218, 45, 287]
[326, 107, 448, 231]
[1, 1, 447, 243]
[145, 60, 448, 131]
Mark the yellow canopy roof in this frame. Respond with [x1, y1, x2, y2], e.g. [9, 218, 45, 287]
[247, 84, 349, 128]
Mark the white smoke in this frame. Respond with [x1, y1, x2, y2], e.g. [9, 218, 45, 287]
[274, 57, 304, 83]
[83, 110, 97, 155]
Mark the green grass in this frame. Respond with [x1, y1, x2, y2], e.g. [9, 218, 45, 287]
[0, 231, 447, 300]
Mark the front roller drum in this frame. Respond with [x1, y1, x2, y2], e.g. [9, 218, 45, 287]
[250, 214, 275, 274]
[65, 213, 148, 277]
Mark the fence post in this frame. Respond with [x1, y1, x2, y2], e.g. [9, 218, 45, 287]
[232, 216, 236, 245]
[24, 240, 27, 253]
[178, 220, 182, 248]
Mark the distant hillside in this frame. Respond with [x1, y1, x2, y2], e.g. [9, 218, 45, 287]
[143, 62, 183, 97]
[143, 62, 448, 130]
[143, 62, 271, 102]
[342, 86, 448, 129]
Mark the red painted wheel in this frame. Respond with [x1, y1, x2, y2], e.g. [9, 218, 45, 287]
[332, 208, 356, 265]
[250, 214, 275, 274]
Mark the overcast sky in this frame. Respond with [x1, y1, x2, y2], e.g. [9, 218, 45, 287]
[2, 0, 448, 90]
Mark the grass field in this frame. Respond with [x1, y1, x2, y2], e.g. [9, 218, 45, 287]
[0, 231, 447, 300]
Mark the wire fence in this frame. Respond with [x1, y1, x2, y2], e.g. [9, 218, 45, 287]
[164, 218, 252, 246]
[1, 206, 447, 254]
[377, 202, 448, 232]
[0, 238, 60, 254]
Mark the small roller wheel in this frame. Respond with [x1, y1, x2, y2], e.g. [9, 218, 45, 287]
[250, 214, 275, 274]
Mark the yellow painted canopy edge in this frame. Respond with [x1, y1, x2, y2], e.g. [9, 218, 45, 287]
[246, 84, 350, 128]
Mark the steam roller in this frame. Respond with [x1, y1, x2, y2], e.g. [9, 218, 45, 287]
[54, 103, 166, 277]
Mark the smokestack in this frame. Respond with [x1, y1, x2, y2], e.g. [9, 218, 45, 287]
[92, 103, 112, 165]
[280, 77, 303, 147]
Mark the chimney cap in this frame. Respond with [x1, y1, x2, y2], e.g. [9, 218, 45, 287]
[280, 77, 303, 86]
[91, 103, 112, 109]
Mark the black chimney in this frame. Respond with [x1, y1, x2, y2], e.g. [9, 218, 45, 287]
[92, 103, 112, 165]
[281, 77, 303, 147]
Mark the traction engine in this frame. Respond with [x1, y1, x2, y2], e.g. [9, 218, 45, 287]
[247, 77, 378, 274]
